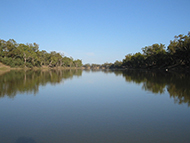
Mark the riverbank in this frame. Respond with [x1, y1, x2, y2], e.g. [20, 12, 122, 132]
[1, 62, 189, 74]
[0, 62, 84, 71]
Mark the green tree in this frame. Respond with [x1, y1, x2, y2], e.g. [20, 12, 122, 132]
[142, 43, 166, 68]
[0, 39, 6, 58]
[48, 51, 62, 67]
[6, 39, 18, 58]
[142, 43, 166, 56]
[73, 59, 82, 67]
[122, 54, 133, 67]
[62, 57, 73, 67]
[167, 32, 190, 67]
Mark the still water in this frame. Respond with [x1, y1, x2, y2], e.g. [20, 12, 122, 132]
[0, 69, 190, 143]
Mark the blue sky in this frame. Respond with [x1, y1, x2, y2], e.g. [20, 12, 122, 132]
[1, 0, 190, 64]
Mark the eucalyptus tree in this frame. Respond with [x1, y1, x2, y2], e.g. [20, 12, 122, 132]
[167, 32, 190, 67]
[142, 43, 166, 68]
[131, 52, 145, 68]
[73, 59, 82, 67]
[5, 39, 18, 58]
[122, 54, 133, 67]
[83, 63, 91, 69]
[48, 51, 62, 67]
[37, 50, 47, 66]
[112, 60, 122, 68]
[27, 43, 39, 66]
[101, 62, 112, 69]
[17, 44, 30, 66]
[62, 57, 74, 67]
[0, 39, 6, 58]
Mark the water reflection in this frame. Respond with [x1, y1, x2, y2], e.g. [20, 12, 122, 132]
[110, 70, 190, 106]
[0, 69, 190, 143]
[0, 69, 82, 98]
[1, 69, 190, 106]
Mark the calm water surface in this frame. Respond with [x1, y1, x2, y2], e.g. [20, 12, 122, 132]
[0, 69, 190, 143]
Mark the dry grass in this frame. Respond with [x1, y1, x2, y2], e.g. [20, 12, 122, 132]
[0, 62, 11, 70]
[0, 62, 11, 75]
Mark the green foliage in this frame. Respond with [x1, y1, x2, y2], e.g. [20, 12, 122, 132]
[25, 62, 33, 68]
[142, 43, 166, 56]
[0, 39, 82, 68]
[110, 60, 122, 68]
[167, 33, 190, 67]
[0, 57, 24, 67]
[1, 57, 12, 66]
[62, 57, 74, 67]
[120, 32, 190, 70]
[73, 59, 83, 67]
[83, 63, 91, 68]
[101, 63, 112, 69]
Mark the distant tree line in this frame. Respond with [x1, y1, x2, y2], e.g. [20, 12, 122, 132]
[83, 32, 190, 71]
[83, 63, 113, 69]
[110, 32, 190, 71]
[0, 39, 82, 68]
[1, 32, 189, 70]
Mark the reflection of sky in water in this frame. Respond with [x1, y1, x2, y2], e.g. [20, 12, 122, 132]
[0, 70, 190, 143]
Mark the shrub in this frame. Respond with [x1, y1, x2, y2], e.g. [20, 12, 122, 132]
[25, 62, 33, 68]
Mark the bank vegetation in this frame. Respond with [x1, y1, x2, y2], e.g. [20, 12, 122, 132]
[83, 32, 190, 71]
[0, 39, 82, 69]
[110, 32, 190, 71]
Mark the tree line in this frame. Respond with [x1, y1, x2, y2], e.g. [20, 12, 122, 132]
[111, 32, 190, 71]
[0, 39, 82, 68]
[83, 32, 190, 71]
[1, 32, 189, 70]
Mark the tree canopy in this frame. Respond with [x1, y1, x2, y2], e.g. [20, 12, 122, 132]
[0, 39, 82, 68]
[111, 32, 190, 71]
[1, 32, 190, 71]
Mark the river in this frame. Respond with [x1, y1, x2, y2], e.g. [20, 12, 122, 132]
[0, 69, 190, 143]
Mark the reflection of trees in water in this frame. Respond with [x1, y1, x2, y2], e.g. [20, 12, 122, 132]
[167, 75, 190, 105]
[1, 69, 189, 106]
[0, 69, 82, 98]
[111, 70, 190, 106]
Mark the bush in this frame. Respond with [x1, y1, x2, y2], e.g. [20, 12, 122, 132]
[14, 58, 24, 66]
[1, 57, 12, 66]
[0, 57, 25, 67]
[25, 62, 33, 68]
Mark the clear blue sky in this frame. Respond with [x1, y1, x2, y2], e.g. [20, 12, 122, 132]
[1, 0, 190, 64]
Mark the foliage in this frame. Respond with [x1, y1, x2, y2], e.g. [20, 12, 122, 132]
[119, 32, 190, 70]
[0, 39, 82, 68]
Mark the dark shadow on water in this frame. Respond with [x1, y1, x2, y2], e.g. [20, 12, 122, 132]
[15, 137, 37, 143]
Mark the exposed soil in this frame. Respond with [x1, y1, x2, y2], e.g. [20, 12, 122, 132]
[0, 62, 11, 69]
[0, 62, 11, 75]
